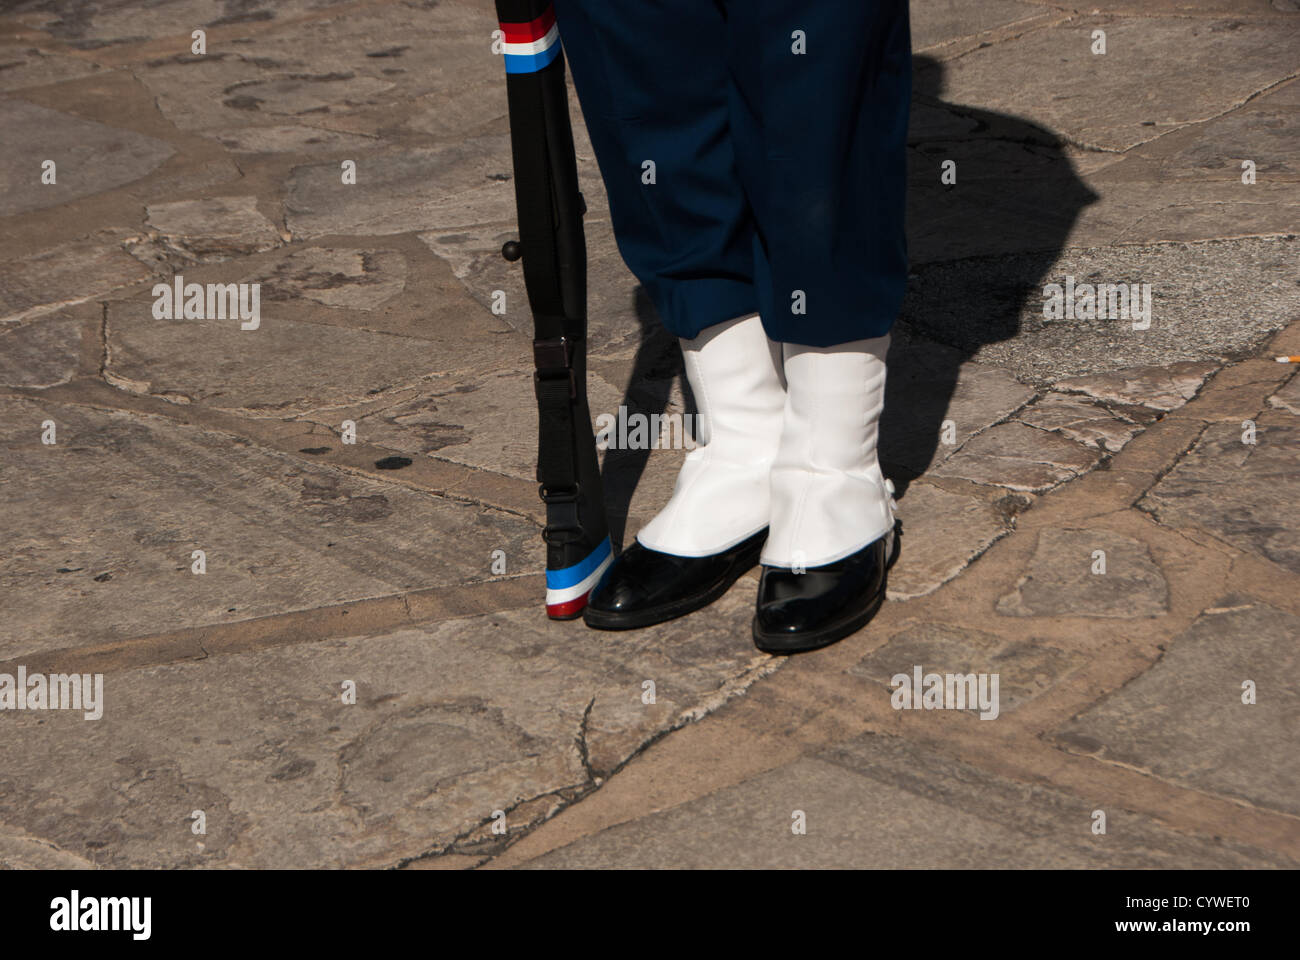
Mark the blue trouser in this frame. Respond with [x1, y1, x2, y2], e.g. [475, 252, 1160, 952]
[552, 0, 911, 347]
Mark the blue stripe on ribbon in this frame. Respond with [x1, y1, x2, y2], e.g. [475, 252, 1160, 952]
[545, 536, 612, 589]
[503, 43, 561, 74]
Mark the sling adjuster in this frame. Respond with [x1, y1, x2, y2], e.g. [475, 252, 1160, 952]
[533, 336, 576, 399]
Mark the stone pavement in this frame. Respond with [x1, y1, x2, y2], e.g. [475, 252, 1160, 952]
[0, 0, 1296, 869]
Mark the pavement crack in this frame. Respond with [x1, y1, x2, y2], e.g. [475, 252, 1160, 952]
[1133, 420, 1211, 514]
[97, 302, 109, 379]
[576, 696, 598, 783]
[1123, 71, 1300, 157]
[391, 785, 583, 869]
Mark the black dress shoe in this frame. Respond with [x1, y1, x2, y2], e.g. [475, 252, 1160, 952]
[583, 528, 767, 630]
[752, 528, 899, 654]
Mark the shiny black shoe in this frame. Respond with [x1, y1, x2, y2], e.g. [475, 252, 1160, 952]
[752, 526, 900, 654]
[582, 528, 767, 630]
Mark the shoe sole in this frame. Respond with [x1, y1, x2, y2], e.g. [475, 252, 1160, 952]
[582, 540, 764, 631]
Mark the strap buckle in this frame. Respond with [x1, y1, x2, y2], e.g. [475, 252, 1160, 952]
[533, 336, 576, 400]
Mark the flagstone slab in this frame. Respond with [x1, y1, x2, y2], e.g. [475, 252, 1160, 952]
[209, 124, 382, 154]
[851, 621, 1086, 716]
[0, 46, 105, 92]
[0, 397, 541, 662]
[135, 3, 492, 133]
[881, 332, 1037, 475]
[403, 79, 510, 141]
[937, 17, 1300, 153]
[14, 0, 353, 46]
[421, 215, 652, 362]
[1017, 392, 1143, 452]
[1108, 76, 1300, 183]
[886, 482, 1012, 601]
[0, 232, 153, 324]
[522, 731, 1285, 868]
[1055, 599, 1300, 817]
[1268, 373, 1300, 414]
[286, 138, 514, 239]
[144, 196, 283, 263]
[1098, 180, 1298, 246]
[1052, 362, 1218, 412]
[0, 314, 85, 388]
[996, 528, 1169, 619]
[1075, 0, 1297, 17]
[1139, 417, 1300, 574]
[245, 246, 407, 310]
[930, 421, 1100, 493]
[103, 296, 442, 414]
[0, 589, 770, 868]
[298, 364, 628, 481]
[0, 100, 174, 217]
[910, 0, 1045, 52]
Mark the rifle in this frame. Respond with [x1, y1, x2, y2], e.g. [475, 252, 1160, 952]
[494, 0, 612, 618]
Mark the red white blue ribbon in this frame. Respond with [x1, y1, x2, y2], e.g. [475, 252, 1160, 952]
[500, 6, 560, 74]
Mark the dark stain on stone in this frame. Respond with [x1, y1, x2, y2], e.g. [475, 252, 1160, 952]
[70, 37, 147, 50]
[375, 456, 413, 470]
[418, 423, 470, 451]
[992, 493, 1032, 522]
[286, 71, 356, 82]
[259, 263, 388, 300]
[299, 446, 331, 455]
[207, 10, 275, 27]
[269, 757, 316, 782]
[56, 567, 83, 573]
[93, 572, 112, 582]
[223, 95, 263, 111]
[300, 475, 344, 499]
[317, 494, 392, 523]
[366, 46, 410, 58]
[1055, 731, 1105, 755]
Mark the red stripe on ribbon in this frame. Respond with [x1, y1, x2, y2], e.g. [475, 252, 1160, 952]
[499, 6, 556, 44]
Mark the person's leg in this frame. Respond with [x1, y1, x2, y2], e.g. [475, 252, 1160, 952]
[552, 0, 759, 339]
[720, 0, 912, 651]
[553, 1, 787, 629]
[723, 0, 911, 346]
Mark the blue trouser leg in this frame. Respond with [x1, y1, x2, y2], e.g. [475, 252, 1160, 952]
[553, 0, 911, 347]
[552, 0, 759, 341]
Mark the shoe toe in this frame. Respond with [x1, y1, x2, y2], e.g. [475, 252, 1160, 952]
[753, 591, 818, 635]
[753, 539, 890, 652]
[586, 567, 646, 614]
